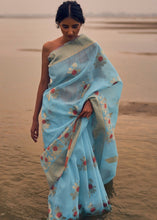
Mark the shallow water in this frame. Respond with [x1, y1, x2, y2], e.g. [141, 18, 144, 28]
[0, 113, 157, 220]
[0, 17, 157, 219]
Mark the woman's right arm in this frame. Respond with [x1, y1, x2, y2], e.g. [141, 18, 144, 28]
[30, 43, 50, 142]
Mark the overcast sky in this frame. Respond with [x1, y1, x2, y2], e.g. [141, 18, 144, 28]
[0, 0, 157, 15]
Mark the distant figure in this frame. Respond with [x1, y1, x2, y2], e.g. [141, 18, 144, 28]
[30, 1, 123, 219]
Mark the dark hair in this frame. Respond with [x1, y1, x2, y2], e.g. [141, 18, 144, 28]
[55, 1, 85, 26]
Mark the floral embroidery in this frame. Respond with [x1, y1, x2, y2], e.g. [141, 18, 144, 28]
[67, 63, 80, 76]
[88, 178, 96, 197]
[102, 199, 111, 212]
[80, 81, 90, 97]
[92, 156, 97, 167]
[48, 202, 53, 219]
[72, 207, 78, 217]
[68, 106, 78, 117]
[110, 75, 121, 85]
[78, 156, 88, 171]
[40, 143, 64, 168]
[94, 52, 107, 68]
[78, 204, 82, 210]
[98, 95, 115, 142]
[88, 203, 96, 213]
[41, 112, 50, 131]
[54, 206, 66, 219]
[47, 87, 59, 101]
[70, 183, 79, 200]
[50, 185, 56, 196]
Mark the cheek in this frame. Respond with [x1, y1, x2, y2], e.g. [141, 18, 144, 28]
[75, 27, 81, 33]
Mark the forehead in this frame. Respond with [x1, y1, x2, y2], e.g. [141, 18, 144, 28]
[60, 17, 80, 25]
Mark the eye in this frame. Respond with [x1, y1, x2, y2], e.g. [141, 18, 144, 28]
[72, 24, 79, 29]
[62, 25, 69, 29]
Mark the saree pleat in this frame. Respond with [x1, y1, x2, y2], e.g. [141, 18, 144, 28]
[40, 34, 123, 219]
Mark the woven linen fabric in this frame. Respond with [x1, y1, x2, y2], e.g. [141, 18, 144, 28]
[40, 34, 123, 219]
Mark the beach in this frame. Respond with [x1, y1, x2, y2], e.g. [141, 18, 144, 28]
[0, 17, 157, 219]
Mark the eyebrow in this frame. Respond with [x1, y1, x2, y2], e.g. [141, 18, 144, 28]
[62, 24, 79, 27]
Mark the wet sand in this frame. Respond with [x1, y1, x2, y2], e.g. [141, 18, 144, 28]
[0, 111, 156, 220]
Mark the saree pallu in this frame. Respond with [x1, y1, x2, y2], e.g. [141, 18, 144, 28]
[40, 34, 123, 220]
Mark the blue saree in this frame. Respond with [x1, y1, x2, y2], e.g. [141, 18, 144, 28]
[40, 34, 123, 219]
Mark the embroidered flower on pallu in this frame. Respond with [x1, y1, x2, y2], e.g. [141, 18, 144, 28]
[98, 96, 115, 143]
[67, 63, 80, 76]
[48, 202, 54, 219]
[80, 81, 90, 97]
[68, 106, 78, 117]
[40, 143, 64, 166]
[47, 87, 59, 101]
[48, 144, 64, 160]
[59, 130, 72, 146]
[110, 76, 121, 85]
[72, 206, 78, 217]
[92, 156, 97, 167]
[41, 112, 50, 130]
[94, 52, 107, 68]
[88, 203, 96, 213]
[88, 178, 96, 197]
[78, 156, 88, 171]
[54, 206, 66, 219]
[70, 183, 80, 200]
[105, 131, 115, 142]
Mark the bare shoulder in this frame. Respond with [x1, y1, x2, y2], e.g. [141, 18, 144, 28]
[42, 37, 63, 55]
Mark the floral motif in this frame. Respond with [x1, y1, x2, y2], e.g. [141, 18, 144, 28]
[50, 184, 56, 196]
[54, 206, 66, 219]
[47, 87, 59, 101]
[78, 156, 88, 171]
[70, 183, 80, 200]
[67, 63, 80, 76]
[68, 106, 78, 117]
[88, 203, 96, 213]
[78, 204, 82, 210]
[40, 143, 64, 166]
[72, 207, 78, 217]
[88, 178, 96, 197]
[102, 199, 111, 213]
[98, 96, 115, 142]
[94, 52, 107, 68]
[110, 75, 121, 85]
[48, 202, 53, 219]
[92, 156, 97, 167]
[80, 81, 90, 97]
[41, 112, 50, 131]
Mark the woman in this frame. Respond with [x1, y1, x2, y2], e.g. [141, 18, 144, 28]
[31, 1, 123, 219]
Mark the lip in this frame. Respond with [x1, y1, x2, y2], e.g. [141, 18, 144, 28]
[68, 35, 75, 39]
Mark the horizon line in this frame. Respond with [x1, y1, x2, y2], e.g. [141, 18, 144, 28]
[0, 12, 157, 19]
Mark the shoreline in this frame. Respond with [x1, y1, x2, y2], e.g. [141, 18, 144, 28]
[119, 101, 157, 116]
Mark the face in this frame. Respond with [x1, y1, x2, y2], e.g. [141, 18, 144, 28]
[59, 17, 81, 41]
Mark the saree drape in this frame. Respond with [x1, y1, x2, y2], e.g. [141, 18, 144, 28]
[40, 34, 123, 219]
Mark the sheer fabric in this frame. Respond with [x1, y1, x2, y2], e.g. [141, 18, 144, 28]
[40, 35, 123, 219]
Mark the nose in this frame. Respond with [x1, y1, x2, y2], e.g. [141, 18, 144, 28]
[67, 27, 74, 35]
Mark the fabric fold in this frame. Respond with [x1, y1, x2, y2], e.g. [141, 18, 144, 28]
[40, 34, 123, 219]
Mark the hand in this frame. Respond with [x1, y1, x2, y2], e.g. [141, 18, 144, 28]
[79, 100, 93, 118]
[31, 119, 39, 142]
